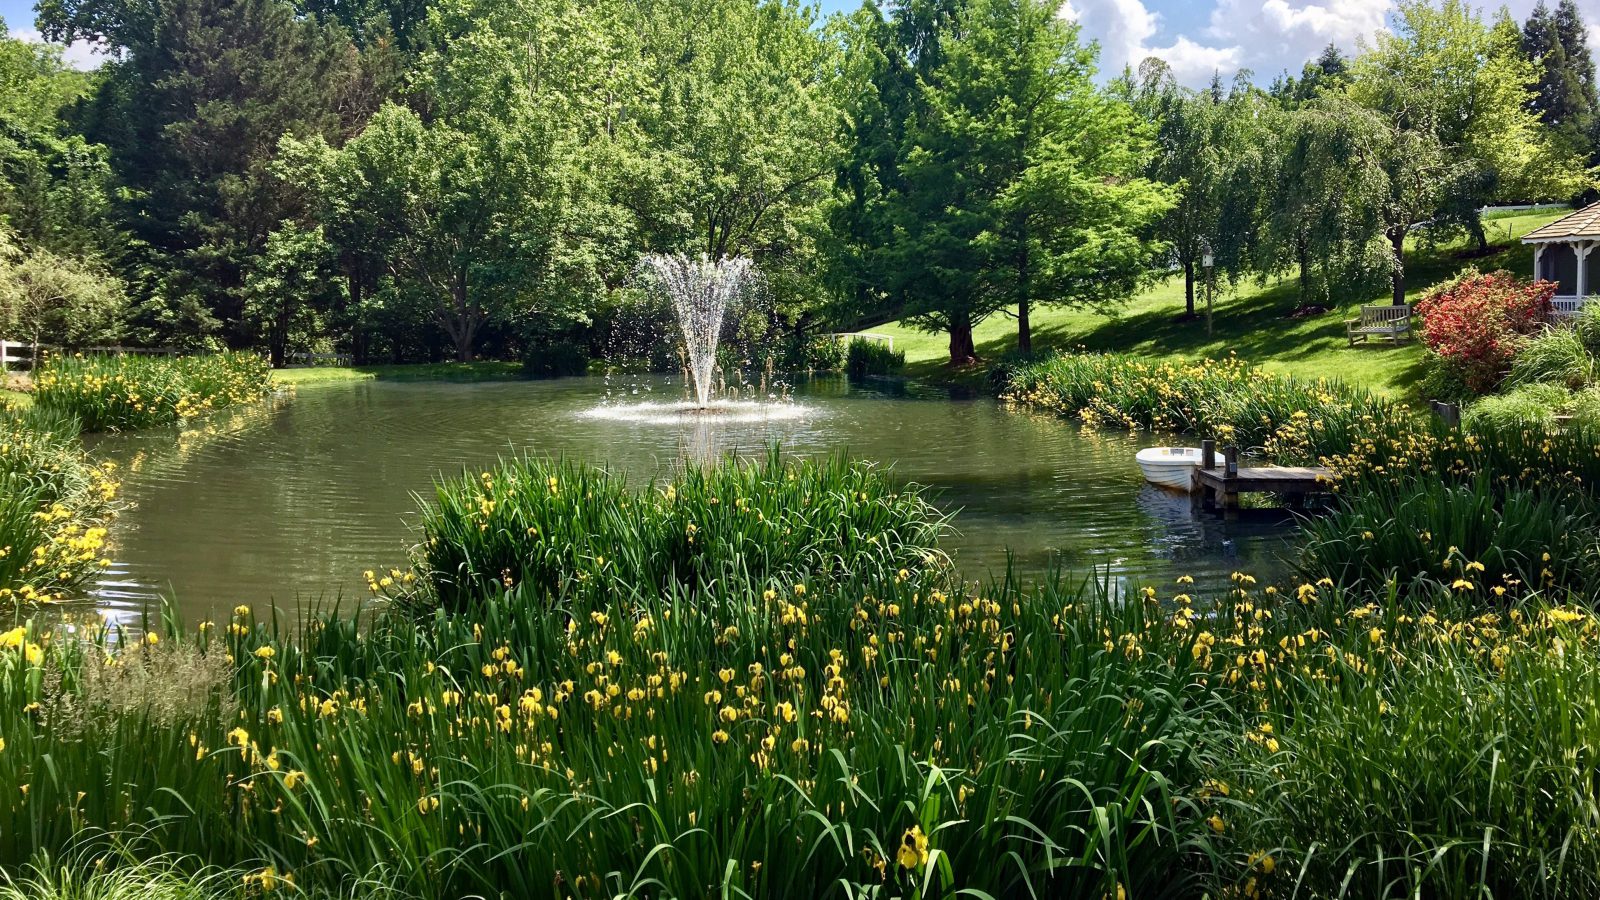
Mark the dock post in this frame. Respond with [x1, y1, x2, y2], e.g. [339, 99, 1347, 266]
[1222, 446, 1240, 516]
[1201, 439, 1215, 470]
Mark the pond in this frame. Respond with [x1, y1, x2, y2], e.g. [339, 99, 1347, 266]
[87, 375, 1298, 624]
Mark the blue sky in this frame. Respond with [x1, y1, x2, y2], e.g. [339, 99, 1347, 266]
[7, 0, 1598, 87]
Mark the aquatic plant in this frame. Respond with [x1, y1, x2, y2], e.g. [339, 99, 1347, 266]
[1, 459, 1234, 899]
[1299, 476, 1598, 596]
[845, 338, 905, 379]
[0, 402, 118, 604]
[1001, 352, 1403, 464]
[415, 451, 949, 612]
[32, 352, 272, 432]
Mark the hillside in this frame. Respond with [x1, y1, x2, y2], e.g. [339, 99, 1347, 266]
[875, 209, 1568, 396]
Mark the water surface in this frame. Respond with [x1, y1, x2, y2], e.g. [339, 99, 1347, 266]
[87, 376, 1296, 623]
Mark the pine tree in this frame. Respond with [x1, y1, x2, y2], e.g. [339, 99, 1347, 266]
[1522, 0, 1598, 149]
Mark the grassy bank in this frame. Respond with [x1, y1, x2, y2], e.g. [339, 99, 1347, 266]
[273, 360, 526, 387]
[879, 210, 1564, 395]
[0, 403, 119, 604]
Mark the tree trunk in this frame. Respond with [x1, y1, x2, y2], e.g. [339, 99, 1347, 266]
[452, 266, 475, 363]
[1389, 228, 1407, 305]
[948, 316, 976, 366]
[1017, 298, 1032, 355]
[1184, 260, 1195, 317]
[1297, 239, 1310, 306]
[1471, 216, 1489, 253]
[348, 269, 367, 365]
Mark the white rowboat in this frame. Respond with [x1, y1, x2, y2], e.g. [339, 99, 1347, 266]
[1135, 446, 1207, 493]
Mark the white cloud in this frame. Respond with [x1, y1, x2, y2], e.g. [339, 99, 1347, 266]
[1062, 0, 1241, 83]
[1206, 0, 1391, 78]
[10, 26, 106, 71]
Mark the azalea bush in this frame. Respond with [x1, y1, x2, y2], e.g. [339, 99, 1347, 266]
[1414, 269, 1556, 394]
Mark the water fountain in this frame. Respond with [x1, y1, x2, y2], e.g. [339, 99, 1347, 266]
[581, 253, 810, 426]
[638, 253, 752, 409]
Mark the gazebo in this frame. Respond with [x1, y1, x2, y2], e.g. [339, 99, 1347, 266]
[1522, 202, 1600, 319]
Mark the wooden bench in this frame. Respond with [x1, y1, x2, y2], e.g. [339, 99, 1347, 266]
[1346, 304, 1412, 345]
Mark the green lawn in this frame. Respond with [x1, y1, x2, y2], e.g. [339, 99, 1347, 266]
[272, 360, 526, 387]
[875, 210, 1565, 396]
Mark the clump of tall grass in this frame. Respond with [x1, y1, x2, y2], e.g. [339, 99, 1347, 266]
[1507, 326, 1596, 390]
[1462, 380, 1568, 431]
[32, 352, 272, 432]
[1002, 352, 1404, 464]
[1299, 476, 1598, 596]
[0, 403, 118, 604]
[845, 337, 905, 378]
[414, 450, 949, 612]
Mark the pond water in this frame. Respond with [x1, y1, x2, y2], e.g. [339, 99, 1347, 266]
[86, 376, 1298, 624]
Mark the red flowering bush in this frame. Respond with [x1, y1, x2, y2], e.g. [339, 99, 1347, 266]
[1414, 268, 1556, 393]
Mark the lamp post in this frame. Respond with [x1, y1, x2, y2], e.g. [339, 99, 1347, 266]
[1202, 248, 1215, 336]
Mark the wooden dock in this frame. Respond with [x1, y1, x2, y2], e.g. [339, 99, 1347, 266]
[1193, 441, 1333, 512]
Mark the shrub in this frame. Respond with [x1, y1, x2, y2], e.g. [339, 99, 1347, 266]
[520, 340, 589, 379]
[1507, 325, 1596, 389]
[1462, 381, 1569, 431]
[1299, 476, 1598, 596]
[1413, 268, 1555, 393]
[845, 337, 905, 378]
[33, 352, 273, 432]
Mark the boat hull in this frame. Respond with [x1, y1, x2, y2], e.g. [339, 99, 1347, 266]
[1135, 447, 1206, 493]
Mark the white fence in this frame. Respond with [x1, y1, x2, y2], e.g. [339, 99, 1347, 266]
[1, 340, 179, 372]
[830, 331, 895, 352]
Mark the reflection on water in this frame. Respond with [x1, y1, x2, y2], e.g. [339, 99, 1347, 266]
[84, 375, 1298, 624]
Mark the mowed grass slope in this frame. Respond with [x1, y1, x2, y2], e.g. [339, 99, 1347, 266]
[876, 210, 1566, 395]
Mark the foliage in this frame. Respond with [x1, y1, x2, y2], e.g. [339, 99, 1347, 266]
[844, 337, 904, 378]
[1414, 268, 1555, 392]
[1, 457, 1233, 899]
[1507, 323, 1596, 388]
[32, 352, 273, 432]
[0, 401, 118, 605]
[0, 227, 125, 349]
[828, 0, 1170, 362]
[1521, 0, 1599, 159]
[415, 452, 948, 612]
[1221, 591, 1600, 897]
[1463, 380, 1570, 429]
[1002, 352, 1404, 464]
[1299, 475, 1597, 595]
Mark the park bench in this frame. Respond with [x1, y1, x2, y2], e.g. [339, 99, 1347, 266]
[1345, 304, 1412, 345]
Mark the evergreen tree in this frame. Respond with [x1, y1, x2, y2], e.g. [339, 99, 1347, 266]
[1522, 0, 1598, 156]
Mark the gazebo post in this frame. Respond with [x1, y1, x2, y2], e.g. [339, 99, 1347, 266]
[1534, 244, 1545, 282]
[1578, 241, 1590, 304]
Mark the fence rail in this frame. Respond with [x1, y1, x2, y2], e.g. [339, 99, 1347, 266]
[829, 331, 895, 352]
[1, 340, 181, 372]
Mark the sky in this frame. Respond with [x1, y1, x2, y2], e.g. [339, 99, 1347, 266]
[4, 0, 1600, 86]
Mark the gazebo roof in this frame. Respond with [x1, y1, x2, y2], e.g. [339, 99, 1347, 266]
[1523, 202, 1600, 243]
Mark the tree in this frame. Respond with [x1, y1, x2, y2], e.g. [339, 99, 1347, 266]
[46, 0, 389, 348]
[830, 0, 1167, 363]
[0, 227, 126, 350]
[1522, 0, 1598, 152]
[1348, 0, 1588, 303]
[243, 223, 342, 367]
